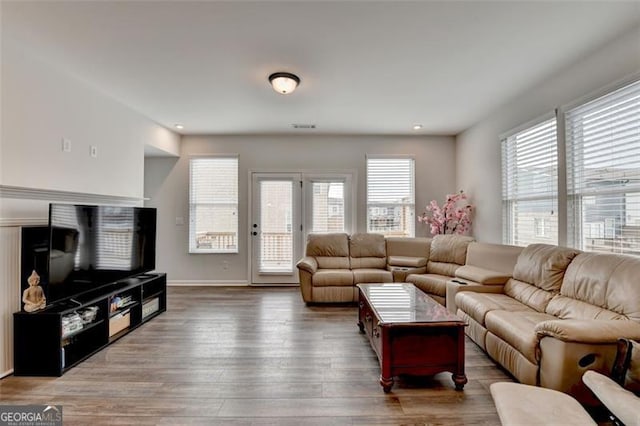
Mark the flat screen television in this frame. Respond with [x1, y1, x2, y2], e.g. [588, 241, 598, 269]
[47, 204, 157, 304]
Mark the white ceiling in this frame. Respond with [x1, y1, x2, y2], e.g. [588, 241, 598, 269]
[3, 1, 640, 136]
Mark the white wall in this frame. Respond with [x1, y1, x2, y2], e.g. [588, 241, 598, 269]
[0, 42, 179, 214]
[0, 41, 179, 375]
[456, 26, 640, 244]
[144, 135, 456, 282]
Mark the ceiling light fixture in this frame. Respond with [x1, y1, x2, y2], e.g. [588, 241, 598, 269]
[174, 124, 184, 130]
[413, 124, 423, 130]
[268, 72, 300, 95]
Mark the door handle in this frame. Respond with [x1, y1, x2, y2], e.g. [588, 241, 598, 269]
[252, 231, 258, 236]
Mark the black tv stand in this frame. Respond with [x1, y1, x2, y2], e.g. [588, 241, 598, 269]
[13, 273, 166, 376]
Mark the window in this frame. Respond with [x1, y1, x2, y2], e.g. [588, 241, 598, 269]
[309, 181, 345, 233]
[366, 156, 415, 237]
[566, 79, 640, 255]
[502, 116, 558, 246]
[189, 156, 239, 253]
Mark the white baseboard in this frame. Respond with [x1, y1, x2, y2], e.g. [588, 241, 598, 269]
[1, 369, 13, 379]
[168, 280, 250, 286]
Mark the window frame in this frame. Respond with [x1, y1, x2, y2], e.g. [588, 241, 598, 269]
[303, 173, 354, 236]
[563, 78, 640, 255]
[365, 155, 416, 238]
[501, 112, 559, 247]
[188, 155, 239, 254]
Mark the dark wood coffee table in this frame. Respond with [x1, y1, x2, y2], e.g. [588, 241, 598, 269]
[357, 283, 467, 392]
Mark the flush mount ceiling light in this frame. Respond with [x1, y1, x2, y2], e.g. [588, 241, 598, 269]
[174, 124, 184, 130]
[268, 72, 300, 95]
[413, 124, 423, 131]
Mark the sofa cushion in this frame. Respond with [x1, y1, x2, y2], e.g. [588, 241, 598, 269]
[455, 292, 534, 326]
[550, 252, 640, 322]
[455, 265, 510, 285]
[385, 237, 431, 258]
[485, 310, 557, 364]
[316, 257, 351, 270]
[545, 296, 628, 321]
[387, 255, 427, 268]
[511, 244, 580, 292]
[490, 382, 597, 426]
[504, 279, 558, 313]
[426, 261, 460, 277]
[353, 268, 392, 284]
[311, 269, 354, 287]
[429, 235, 474, 264]
[306, 233, 349, 257]
[465, 242, 523, 274]
[583, 370, 640, 426]
[306, 233, 351, 269]
[349, 233, 387, 269]
[405, 273, 449, 297]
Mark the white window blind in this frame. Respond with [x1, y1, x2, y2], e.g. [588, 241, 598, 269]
[189, 156, 239, 253]
[366, 157, 415, 237]
[566, 79, 640, 255]
[310, 181, 345, 233]
[502, 117, 558, 246]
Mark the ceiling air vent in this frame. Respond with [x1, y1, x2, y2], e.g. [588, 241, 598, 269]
[291, 123, 316, 129]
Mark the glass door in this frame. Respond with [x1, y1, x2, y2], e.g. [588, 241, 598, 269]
[251, 173, 302, 284]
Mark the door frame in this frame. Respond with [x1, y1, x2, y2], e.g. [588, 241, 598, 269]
[247, 169, 357, 286]
[250, 172, 303, 285]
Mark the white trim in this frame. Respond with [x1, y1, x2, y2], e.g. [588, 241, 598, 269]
[499, 110, 557, 141]
[560, 72, 640, 114]
[188, 156, 240, 254]
[250, 283, 299, 287]
[0, 218, 47, 227]
[168, 280, 249, 286]
[1, 369, 13, 379]
[303, 172, 356, 234]
[188, 153, 239, 159]
[0, 185, 145, 205]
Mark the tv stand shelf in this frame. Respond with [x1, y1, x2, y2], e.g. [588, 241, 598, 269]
[13, 272, 166, 376]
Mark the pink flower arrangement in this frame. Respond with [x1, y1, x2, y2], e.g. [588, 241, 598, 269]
[417, 190, 474, 235]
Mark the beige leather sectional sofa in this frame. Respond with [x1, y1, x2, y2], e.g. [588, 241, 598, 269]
[455, 244, 640, 402]
[296, 233, 640, 402]
[296, 233, 431, 303]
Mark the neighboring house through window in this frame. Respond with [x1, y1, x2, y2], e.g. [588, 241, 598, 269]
[566, 79, 640, 255]
[502, 116, 558, 246]
[366, 156, 415, 237]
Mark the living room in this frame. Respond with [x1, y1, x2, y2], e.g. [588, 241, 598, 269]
[1, 1, 639, 424]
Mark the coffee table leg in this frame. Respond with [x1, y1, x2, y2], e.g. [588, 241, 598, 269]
[380, 375, 394, 393]
[452, 373, 467, 390]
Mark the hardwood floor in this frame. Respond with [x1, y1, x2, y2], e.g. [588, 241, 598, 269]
[1, 286, 514, 425]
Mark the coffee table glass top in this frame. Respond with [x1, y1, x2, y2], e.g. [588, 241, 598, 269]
[357, 283, 463, 324]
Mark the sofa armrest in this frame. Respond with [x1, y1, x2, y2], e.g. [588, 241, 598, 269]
[535, 320, 640, 344]
[387, 255, 427, 268]
[583, 370, 640, 426]
[296, 257, 318, 274]
[455, 265, 510, 285]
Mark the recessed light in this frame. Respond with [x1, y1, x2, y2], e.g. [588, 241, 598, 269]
[413, 124, 423, 130]
[174, 124, 184, 130]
